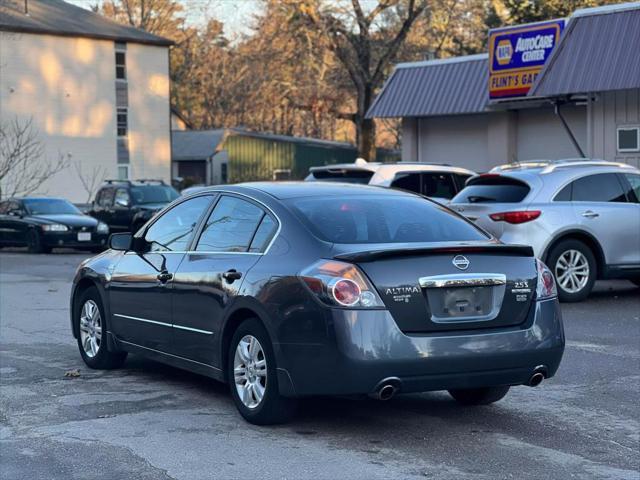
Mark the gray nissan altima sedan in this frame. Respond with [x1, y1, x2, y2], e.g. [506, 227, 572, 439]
[70, 182, 564, 424]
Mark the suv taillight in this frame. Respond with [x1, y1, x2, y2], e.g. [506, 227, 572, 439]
[490, 210, 541, 224]
[299, 260, 384, 308]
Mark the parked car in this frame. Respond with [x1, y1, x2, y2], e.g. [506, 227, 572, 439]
[71, 182, 564, 425]
[449, 159, 640, 302]
[89, 179, 179, 233]
[305, 160, 475, 202]
[0, 197, 109, 253]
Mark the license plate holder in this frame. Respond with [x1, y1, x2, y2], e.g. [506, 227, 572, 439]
[77, 232, 92, 242]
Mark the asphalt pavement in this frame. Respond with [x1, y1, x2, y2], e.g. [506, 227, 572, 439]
[1, 251, 638, 480]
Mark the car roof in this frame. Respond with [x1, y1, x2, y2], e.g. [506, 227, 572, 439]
[198, 181, 414, 200]
[310, 162, 476, 175]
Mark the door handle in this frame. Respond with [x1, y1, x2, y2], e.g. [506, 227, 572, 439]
[581, 210, 599, 219]
[157, 271, 173, 283]
[222, 269, 243, 283]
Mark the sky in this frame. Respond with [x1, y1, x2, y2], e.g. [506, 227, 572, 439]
[66, 0, 262, 36]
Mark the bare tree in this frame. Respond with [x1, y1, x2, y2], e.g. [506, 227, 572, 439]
[73, 160, 108, 203]
[0, 117, 68, 198]
[296, 0, 429, 160]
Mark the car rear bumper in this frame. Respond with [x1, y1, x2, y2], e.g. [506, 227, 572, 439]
[42, 232, 108, 249]
[275, 298, 564, 397]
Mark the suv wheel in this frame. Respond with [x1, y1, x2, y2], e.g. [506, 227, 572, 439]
[448, 386, 510, 405]
[74, 287, 127, 369]
[547, 239, 596, 302]
[228, 318, 296, 425]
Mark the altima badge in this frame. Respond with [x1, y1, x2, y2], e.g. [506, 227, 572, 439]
[452, 255, 470, 270]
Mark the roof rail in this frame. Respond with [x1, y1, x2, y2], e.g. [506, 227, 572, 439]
[103, 179, 132, 185]
[491, 159, 634, 174]
[134, 179, 166, 185]
[540, 160, 633, 173]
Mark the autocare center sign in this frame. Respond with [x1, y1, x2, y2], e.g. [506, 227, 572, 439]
[489, 19, 565, 99]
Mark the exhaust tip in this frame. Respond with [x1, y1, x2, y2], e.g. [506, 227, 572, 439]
[369, 377, 401, 400]
[528, 372, 544, 387]
[378, 384, 397, 401]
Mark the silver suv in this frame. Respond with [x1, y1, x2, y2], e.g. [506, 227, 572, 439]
[450, 159, 640, 302]
[306, 160, 475, 203]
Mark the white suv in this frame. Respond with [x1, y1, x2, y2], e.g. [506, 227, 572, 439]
[450, 159, 640, 302]
[305, 160, 475, 203]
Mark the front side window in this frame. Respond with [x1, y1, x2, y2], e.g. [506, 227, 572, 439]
[114, 188, 131, 207]
[571, 173, 627, 203]
[144, 196, 211, 252]
[0, 201, 9, 214]
[115, 51, 126, 80]
[195, 196, 264, 252]
[287, 194, 488, 244]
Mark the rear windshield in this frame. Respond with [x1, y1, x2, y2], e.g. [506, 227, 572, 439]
[307, 169, 374, 184]
[286, 195, 488, 244]
[451, 176, 530, 204]
[130, 185, 179, 204]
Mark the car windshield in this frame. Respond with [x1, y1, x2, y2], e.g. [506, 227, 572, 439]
[130, 185, 179, 204]
[307, 170, 374, 184]
[286, 195, 489, 244]
[24, 199, 81, 215]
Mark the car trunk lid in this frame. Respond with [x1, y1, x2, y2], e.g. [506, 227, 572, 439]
[334, 242, 536, 333]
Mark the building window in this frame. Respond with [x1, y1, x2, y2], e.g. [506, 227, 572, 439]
[117, 165, 129, 180]
[617, 127, 639, 152]
[117, 108, 128, 137]
[115, 51, 126, 80]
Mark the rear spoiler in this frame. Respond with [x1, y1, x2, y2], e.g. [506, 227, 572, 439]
[334, 244, 534, 263]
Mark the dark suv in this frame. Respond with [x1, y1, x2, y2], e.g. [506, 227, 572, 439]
[89, 180, 179, 233]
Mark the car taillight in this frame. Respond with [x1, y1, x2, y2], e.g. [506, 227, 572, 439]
[299, 260, 384, 308]
[536, 259, 557, 300]
[490, 210, 541, 224]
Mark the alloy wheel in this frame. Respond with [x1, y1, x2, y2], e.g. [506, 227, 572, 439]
[79, 299, 102, 358]
[555, 249, 589, 294]
[233, 335, 267, 409]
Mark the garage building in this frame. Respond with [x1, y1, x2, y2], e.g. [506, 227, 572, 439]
[367, 2, 640, 171]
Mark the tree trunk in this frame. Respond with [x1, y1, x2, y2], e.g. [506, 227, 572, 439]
[356, 83, 376, 161]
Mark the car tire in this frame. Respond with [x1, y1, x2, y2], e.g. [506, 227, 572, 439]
[448, 386, 510, 406]
[227, 317, 296, 425]
[74, 287, 127, 370]
[27, 229, 51, 254]
[547, 239, 596, 303]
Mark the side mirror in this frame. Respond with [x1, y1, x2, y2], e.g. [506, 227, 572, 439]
[109, 232, 133, 251]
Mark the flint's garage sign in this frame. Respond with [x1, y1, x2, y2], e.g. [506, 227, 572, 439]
[489, 19, 564, 99]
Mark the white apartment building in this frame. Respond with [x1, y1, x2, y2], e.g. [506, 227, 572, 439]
[0, 0, 173, 202]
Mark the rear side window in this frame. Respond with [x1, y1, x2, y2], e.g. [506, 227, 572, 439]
[196, 196, 264, 252]
[623, 173, 640, 202]
[572, 174, 627, 202]
[308, 169, 373, 184]
[97, 188, 114, 207]
[451, 176, 530, 204]
[422, 173, 456, 199]
[554, 183, 572, 201]
[249, 215, 277, 252]
[286, 195, 488, 244]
